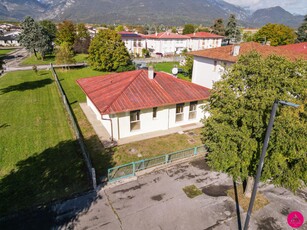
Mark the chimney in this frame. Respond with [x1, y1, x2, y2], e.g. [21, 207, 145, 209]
[232, 45, 240, 56]
[148, 66, 154, 80]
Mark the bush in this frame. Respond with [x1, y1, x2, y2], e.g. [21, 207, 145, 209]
[116, 64, 136, 72]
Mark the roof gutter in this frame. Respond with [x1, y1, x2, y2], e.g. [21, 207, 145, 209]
[101, 115, 114, 142]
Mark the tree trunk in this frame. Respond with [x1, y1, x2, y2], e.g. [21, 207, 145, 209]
[33, 49, 38, 60]
[244, 176, 254, 198]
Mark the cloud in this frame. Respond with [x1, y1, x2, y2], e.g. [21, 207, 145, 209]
[223, 0, 307, 15]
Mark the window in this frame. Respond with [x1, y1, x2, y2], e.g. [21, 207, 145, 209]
[130, 110, 140, 131]
[189, 101, 198, 119]
[213, 60, 217, 72]
[153, 107, 157, 119]
[176, 103, 184, 122]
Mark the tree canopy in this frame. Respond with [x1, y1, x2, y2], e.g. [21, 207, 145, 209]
[254, 23, 296, 46]
[73, 23, 91, 54]
[182, 24, 195, 35]
[88, 29, 133, 72]
[39, 20, 57, 41]
[225, 14, 241, 43]
[211, 18, 225, 36]
[55, 42, 75, 65]
[19, 16, 52, 59]
[297, 15, 307, 42]
[55, 20, 76, 46]
[202, 52, 307, 192]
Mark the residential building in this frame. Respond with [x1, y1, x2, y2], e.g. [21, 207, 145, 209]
[77, 68, 210, 141]
[190, 42, 307, 89]
[186, 32, 224, 51]
[145, 32, 190, 55]
[118, 31, 146, 57]
[280, 42, 307, 54]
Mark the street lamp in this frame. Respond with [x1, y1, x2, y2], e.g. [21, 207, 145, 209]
[243, 99, 300, 230]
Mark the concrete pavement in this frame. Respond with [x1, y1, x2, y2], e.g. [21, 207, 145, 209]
[55, 158, 307, 230]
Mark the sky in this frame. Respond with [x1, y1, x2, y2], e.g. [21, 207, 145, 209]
[223, 0, 307, 15]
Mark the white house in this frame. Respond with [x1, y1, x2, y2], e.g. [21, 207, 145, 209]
[0, 30, 21, 47]
[144, 32, 190, 55]
[77, 68, 210, 141]
[190, 42, 307, 89]
[118, 31, 146, 57]
[186, 32, 224, 51]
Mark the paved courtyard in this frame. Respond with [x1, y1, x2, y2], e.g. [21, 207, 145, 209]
[55, 158, 307, 230]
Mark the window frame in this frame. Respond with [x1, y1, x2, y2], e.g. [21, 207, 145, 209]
[189, 101, 198, 120]
[153, 107, 158, 119]
[130, 110, 140, 131]
[175, 103, 184, 122]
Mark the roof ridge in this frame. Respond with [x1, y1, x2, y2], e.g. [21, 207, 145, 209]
[101, 70, 143, 113]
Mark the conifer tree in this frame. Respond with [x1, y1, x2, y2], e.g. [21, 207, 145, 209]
[297, 15, 307, 42]
[225, 14, 241, 43]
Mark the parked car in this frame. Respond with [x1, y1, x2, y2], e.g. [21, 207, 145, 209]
[135, 62, 148, 70]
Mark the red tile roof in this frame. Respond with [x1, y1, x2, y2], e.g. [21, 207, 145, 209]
[77, 70, 210, 115]
[189, 42, 307, 63]
[186, 32, 224, 39]
[145, 32, 190, 39]
[280, 42, 307, 54]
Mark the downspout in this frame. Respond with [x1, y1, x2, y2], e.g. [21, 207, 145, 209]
[101, 115, 114, 142]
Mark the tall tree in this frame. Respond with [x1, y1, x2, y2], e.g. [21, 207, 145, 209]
[225, 14, 241, 43]
[254, 23, 296, 46]
[55, 42, 75, 65]
[297, 15, 307, 42]
[211, 18, 225, 36]
[88, 29, 133, 72]
[182, 50, 193, 79]
[39, 20, 57, 41]
[55, 20, 76, 46]
[183, 24, 195, 35]
[202, 52, 307, 196]
[73, 23, 91, 54]
[19, 16, 52, 60]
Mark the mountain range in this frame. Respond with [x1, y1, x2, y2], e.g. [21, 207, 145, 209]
[0, 0, 304, 28]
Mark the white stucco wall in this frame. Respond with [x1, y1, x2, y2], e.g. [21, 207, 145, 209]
[87, 97, 206, 140]
[189, 38, 223, 51]
[192, 56, 232, 89]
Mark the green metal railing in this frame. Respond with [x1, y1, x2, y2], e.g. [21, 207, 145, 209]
[107, 145, 207, 182]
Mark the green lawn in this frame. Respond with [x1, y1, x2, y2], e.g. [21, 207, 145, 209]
[0, 48, 16, 56]
[0, 70, 90, 215]
[55, 67, 114, 180]
[20, 53, 88, 66]
[152, 62, 191, 81]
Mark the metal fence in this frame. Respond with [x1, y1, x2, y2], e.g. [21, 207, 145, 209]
[108, 145, 207, 182]
[50, 64, 97, 189]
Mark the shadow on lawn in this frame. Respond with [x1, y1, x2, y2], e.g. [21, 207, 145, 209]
[0, 78, 53, 94]
[0, 136, 115, 229]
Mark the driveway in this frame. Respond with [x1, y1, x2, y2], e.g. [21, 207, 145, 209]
[56, 158, 307, 230]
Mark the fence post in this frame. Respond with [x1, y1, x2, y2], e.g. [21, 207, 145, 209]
[165, 154, 169, 164]
[194, 146, 198, 155]
[133, 162, 136, 176]
[92, 168, 97, 189]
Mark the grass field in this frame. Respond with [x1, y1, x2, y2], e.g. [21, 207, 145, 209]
[55, 67, 203, 168]
[152, 62, 191, 81]
[21, 53, 88, 66]
[55, 67, 114, 180]
[0, 48, 16, 56]
[0, 70, 90, 215]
